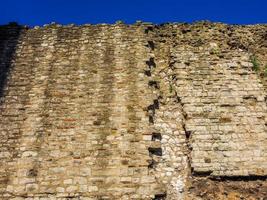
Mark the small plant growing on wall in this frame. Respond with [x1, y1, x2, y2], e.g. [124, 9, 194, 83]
[169, 83, 173, 93]
[250, 55, 260, 71]
[264, 64, 267, 77]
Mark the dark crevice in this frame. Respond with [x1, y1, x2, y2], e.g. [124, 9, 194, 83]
[66, 197, 81, 200]
[181, 28, 191, 34]
[147, 98, 160, 125]
[147, 104, 156, 114]
[192, 173, 267, 181]
[174, 94, 181, 103]
[220, 104, 236, 107]
[149, 115, 154, 124]
[153, 193, 167, 200]
[182, 103, 193, 175]
[144, 26, 154, 34]
[210, 175, 267, 181]
[184, 61, 190, 66]
[147, 99, 160, 111]
[153, 99, 159, 109]
[152, 132, 162, 141]
[192, 170, 213, 177]
[148, 159, 157, 169]
[27, 168, 38, 178]
[148, 80, 160, 89]
[243, 95, 257, 100]
[144, 70, 151, 76]
[146, 40, 155, 50]
[146, 57, 156, 69]
[147, 102, 156, 126]
[184, 129, 192, 139]
[148, 147, 163, 156]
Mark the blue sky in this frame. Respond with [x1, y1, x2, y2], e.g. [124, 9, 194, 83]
[1, 0, 267, 26]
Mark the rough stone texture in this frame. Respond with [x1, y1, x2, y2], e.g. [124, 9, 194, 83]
[0, 22, 266, 200]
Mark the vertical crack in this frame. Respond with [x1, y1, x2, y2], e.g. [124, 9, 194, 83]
[173, 90, 193, 177]
[163, 43, 193, 197]
[180, 102, 193, 178]
[174, 78, 193, 177]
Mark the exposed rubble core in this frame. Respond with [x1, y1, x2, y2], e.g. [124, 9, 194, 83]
[0, 22, 266, 199]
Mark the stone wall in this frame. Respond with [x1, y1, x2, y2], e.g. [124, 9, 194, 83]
[0, 22, 266, 200]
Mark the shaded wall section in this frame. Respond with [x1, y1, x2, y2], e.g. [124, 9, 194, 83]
[0, 23, 23, 100]
[0, 23, 25, 195]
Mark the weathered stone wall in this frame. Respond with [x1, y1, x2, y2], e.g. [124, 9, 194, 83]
[145, 23, 267, 199]
[0, 22, 266, 200]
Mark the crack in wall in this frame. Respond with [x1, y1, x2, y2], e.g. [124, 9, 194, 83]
[163, 52, 192, 199]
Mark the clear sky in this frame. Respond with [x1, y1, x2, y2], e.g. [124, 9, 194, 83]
[1, 0, 267, 26]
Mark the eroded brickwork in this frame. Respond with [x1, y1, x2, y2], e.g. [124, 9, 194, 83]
[0, 22, 266, 200]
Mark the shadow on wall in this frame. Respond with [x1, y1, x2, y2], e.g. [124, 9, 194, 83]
[0, 22, 23, 103]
